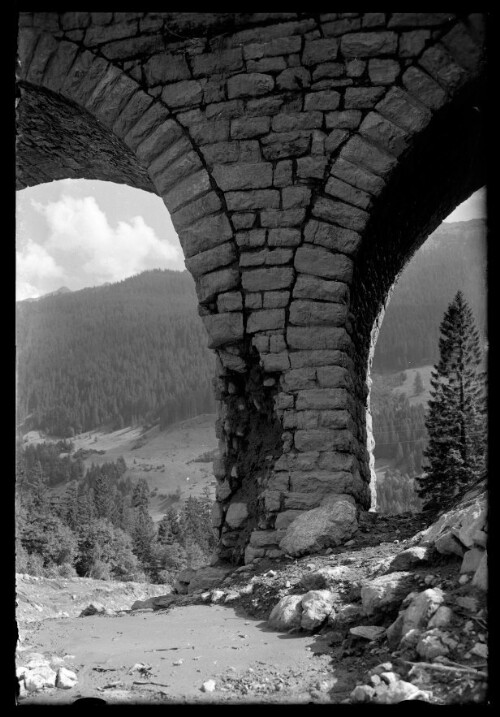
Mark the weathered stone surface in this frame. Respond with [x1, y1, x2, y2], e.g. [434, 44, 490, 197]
[361, 572, 414, 616]
[460, 547, 484, 574]
[56, 667, 78, 689]
[471, 552, 487, 590]
[288, 327, 352, 352]
[247, 308, 286, 333]
[295, 245, 353, 282]
[289, 299, 347, 327]
[212, 162, 273, 191]
[268, 594, 303, 631]
[184, 242, 236, 278]
[279, 496, 358, 556]
[187, 566, 233, 593]
[227, 73, 274, 98]
[242, 267, 294, 292]
[340, 135, 397, 177]
[202, 312, 244, 348]
[225, 501, 249, 529]
[341, 32, 398, 57]
[196, 266, 240, 303]
[301, 589, 336, 629]
[389, 546, 430, 571]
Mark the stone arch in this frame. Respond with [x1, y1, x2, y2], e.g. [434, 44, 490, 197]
[16, 12, 487, 564]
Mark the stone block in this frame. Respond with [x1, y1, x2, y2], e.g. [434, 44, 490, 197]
[231, 116, 271, 139]
[226, 190, 280, 211]
[284, 492, 324, 510]
[179, 212, 233, 259]
[283, 409, 318, 428]
[330, 157, 385, 194]
[375, 86, 431, 134]
[368, 59, 401, 84]
[295, 245, 354, 282]
[162, 80, 203, 108]
[163, 170, 211, 213]
[324, 129, 349, 154]
[288, 327, 352, 352]
[460, 547, 484, 574]
[212, 162, 273, 191]
[344, 87, 385, 109]
[185, 242, 236, 278]
[281, 189, 311, 211]
[242, 267, 295, 292]
[247, 309, 286, 333]
[144, 53, 191, 85]
[261, 131, 312, 160]
[262, 489, 281, 512]
[282, 368, 317, 392]
[289, 349, 351, 369]
[419, 44, 467, 92]
[304, 220, 361, 257]
[294, 429, 354, 452]
[232, 213, 256, 230]
[266, 228, 301, 248]
[250, 529, 284, 548]
[304, 90, 341, 111]
[225, 501, 249, 529]
[260, 352, 290, 371]
[289, 300, 347, 327]
[153, 150, 204, 195]
[189, 120, 229, 146]
[196, 266, 240, 303]
[340, 135, 397, 178]
[240, 248, 293, 268]
[280, 498, 358, 556]
[399, 30, 431, 58]
[41, 41, 80, 93]
[273, 160, 293, 187]
[312, 62, 345, 81]
[276, 67, 311, 91]
[206, 99, 245, 120]
[324, 177, 372, 210]
[325, 110, 362, 130]
[135, 121, 187, 165]
[359, 112, 409, 156]
[275, 510, 304, 530]
[112, 91, 154, 139]
[295, 388, 351, 410]
[296, 157, 328, 179]
[246, 293, 263, 309]
[244, 36, 302, 59]
[271, 111, 323, 132]
[192, 48, 243, 77]
[235, 230, 266, 249]
[316, 366, 351, 389]
[261, 210, 306, 227]
[202, 313, 244, 348]
[318, 409, 353, 428]
[264, 291, 290, 309]
[227, 73, 274, 98]
[341, 32, 397, 57]
[388, 12, 454, 27]
[302, 38, 339, 65]
[293, 275, 349, 304]
[402, 66, 447, 111]
[247, 57, 287, 73]
[441, 21, 484, 72]
[324, 17, 362, 35]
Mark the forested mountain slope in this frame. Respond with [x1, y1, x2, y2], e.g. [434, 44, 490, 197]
[16, 220, 486, 437]
[373, 219, 486, 371]
[16, 270, 216, 436]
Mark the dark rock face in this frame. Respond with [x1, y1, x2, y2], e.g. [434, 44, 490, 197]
[16, 12, 486, 562]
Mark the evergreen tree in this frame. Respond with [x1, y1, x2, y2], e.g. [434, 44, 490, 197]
[417, 292, 486, 509]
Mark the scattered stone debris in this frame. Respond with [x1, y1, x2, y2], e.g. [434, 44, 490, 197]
[201, 679, 216, 692]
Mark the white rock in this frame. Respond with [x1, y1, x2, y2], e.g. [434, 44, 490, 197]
[350, 625, 386, 641]
[434, 531, 465, 557]
[279, 496, 358, 557]
[24, 665, 57, 692]
[56, 667, 78, 689]
[460, 547, 484, 574]
[268, 594, 304, 631]
[201, 679, 216, 692]
[401, 588, 444, 636]
[471, 642, 488, 659]
[390, 547, 429, 571]
[210, 589, 226, 603]
[300, 589, 336, 630]
[361, 572, 414, 616]
[427, 605, 453, 629]
[416, 629, 451, 660]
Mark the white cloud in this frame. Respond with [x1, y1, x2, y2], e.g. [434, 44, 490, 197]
[16, 238, 64, 300]
[24, 195, 184, 293]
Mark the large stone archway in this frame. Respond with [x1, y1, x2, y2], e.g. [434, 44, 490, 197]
[16, 12, 487, 563]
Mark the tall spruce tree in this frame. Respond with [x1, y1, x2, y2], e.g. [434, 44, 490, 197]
[417, 291, 486, 509]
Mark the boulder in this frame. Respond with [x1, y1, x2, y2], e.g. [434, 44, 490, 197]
[279, 495, 358, 557]
[24, 665, 57, 691]
[268, 594, 304, 631]
[328, 602, 363, 627]
[350, 625, 386, 641]
[56, 668, 78, 689]
[389, 546, 430, 571]
[472, 552, 487, 590]
[361, 572, 414, 616]
[225, 501, 249, 529]
[419, 491, 486, 550]
[300, 589, 336, 630]
[351, 678, 430, 704]
[187, 566, 233, 593]
[416, 629, 456, 660]
[427, 605, 453, 629]
[434, 530, 465, 557]
[460, 547, 484, 574]
[299, 565, 353, 590]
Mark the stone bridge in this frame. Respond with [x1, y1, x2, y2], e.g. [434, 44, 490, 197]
[16, 12, 486, 563]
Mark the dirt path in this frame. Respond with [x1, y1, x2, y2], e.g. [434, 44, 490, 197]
[19, 604, 345, 704]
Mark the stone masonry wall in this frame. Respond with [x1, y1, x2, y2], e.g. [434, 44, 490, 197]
[16, 12, 486, 563]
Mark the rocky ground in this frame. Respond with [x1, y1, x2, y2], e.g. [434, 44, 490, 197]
[15, 486, 488, 706]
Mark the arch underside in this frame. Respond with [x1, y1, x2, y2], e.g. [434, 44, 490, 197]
[16, 82, 155, 192]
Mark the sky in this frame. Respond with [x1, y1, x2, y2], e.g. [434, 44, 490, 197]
[15, 179, 487, 302]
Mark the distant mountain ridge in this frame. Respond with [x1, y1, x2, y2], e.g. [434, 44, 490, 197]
[16, 220, 486, 436]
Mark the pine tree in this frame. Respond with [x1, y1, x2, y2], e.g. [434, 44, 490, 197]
[417, 292, 486, 509]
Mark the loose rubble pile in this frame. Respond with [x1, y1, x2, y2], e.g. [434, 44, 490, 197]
[16, 652, 78, 698]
